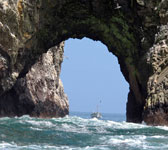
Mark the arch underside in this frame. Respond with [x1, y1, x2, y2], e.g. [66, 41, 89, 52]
[0, 0, 168, 125]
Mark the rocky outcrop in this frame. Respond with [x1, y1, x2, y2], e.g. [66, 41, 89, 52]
[0, 0, 69, 117]
[0, 0, 41, 95]
[143, 25, 168, 125]
[0, 0, 168, 125]
[0, 42, 69, 117]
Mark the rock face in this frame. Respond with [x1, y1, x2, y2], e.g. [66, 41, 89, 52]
[0, 42, 69, 117]
[143, 25, 168, 125]
[0, 0, 168, 125]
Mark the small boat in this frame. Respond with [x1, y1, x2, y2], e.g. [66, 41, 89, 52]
[91, 112, 102, 119]
[91, 100, 102, 119]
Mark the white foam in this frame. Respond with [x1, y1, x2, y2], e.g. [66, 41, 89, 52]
[30, 127, 43, 131]
[50, 116, 149, 134]
[58, 122, 89, 134]
[91, 118, 98, 121]
[105, 135, 147, 149]
[0, 117, 10, 121]
[0, 144, 111, 150]
[0, 141, 17, 149]
[26, 120, 54, 128]
[157, 126, 168, 131]
[151, 135, 166, 139]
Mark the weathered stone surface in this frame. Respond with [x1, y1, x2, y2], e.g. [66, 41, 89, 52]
[0, 0, 41, 95]
[0, 42, 69, 117]
[143, 25, 168, 125]
[0, 0, 168, 125]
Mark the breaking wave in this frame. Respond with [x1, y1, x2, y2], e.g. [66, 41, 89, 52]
[0, 113, 168, 150]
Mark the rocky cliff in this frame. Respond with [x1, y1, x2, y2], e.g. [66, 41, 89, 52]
[0, 0, 168, 125]
[0, 41, 69, 117]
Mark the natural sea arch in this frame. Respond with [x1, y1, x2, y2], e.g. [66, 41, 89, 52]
[0, 0, 168, 125]
[34, 0, 149, 123]
[61, 38, 129, 114]
[35, 1, 148, 123]
[0, 0, 151, 123]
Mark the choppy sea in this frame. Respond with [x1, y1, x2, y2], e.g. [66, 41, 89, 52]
[0, 112, 168, 150]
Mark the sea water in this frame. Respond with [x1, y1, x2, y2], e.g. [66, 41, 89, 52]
[0, 112, 168, 150]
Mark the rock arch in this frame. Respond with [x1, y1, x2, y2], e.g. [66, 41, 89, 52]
[0, 0, 168, 125]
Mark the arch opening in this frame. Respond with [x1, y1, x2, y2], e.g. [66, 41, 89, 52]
[61, 38, 129, 116]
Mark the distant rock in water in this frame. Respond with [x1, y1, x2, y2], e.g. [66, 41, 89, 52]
[0, 42, 69, 118]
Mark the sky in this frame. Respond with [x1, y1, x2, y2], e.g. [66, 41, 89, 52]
[60, 38, 129, 114]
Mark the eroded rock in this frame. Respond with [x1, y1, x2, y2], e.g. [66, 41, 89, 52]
[0, 42, 68, 117]
[0, 0, 168, 125]
[143, 25, 168, 125]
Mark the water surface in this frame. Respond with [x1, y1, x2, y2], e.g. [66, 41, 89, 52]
[0, 112, 168, 150]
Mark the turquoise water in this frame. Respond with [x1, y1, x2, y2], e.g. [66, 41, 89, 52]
[0, 112, 168, 150]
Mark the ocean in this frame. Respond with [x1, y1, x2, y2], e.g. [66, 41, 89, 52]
[0, 112, 168, 150]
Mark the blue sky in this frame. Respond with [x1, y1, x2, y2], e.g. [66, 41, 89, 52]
[60, 38, 129, 114]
